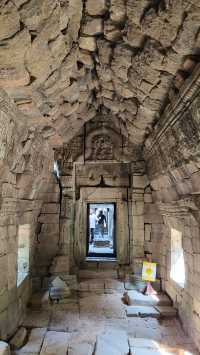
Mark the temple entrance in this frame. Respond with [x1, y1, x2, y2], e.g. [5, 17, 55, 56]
[87, 203, 116, 259]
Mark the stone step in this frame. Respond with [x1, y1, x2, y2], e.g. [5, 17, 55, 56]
[126, 290, 172, 307]
[126, 306, 160, 318]
[93, 240, 110, 247]
[155, 306, 177, 318]
[126, 304, 177, 319]
[125, 275, 162, 292]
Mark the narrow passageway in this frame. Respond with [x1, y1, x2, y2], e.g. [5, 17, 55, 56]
[11, 269, 199, 355]
[0, 0, 200, 352]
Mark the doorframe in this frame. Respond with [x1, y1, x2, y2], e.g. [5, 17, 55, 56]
[86, 202, 117, 259]
[74, 187, 130, 266]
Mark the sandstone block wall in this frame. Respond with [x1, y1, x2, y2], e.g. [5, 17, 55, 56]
[144, 65, 200, 349]
[0, 91, 57, 339]
[0, 0, 199, 344]
[158, 213, 200, 348]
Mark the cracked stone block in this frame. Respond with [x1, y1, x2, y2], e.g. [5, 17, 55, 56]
[126, 306, 160, 318]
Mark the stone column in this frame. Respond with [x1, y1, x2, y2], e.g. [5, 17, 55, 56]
[131, 174, 148, 274]
[50, 173, 75, 275]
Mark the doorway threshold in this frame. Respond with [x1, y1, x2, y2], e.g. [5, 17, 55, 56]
[86, 257, 117, 262]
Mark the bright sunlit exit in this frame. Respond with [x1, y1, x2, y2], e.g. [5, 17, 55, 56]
[170, 228, 185, 288]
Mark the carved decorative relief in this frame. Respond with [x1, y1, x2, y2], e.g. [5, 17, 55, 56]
[91, 134, 114, 160]
[55, 114, 144, 176]
[145, 67, 200, 178]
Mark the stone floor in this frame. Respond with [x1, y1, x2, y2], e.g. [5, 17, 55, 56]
[12, 274, 199, 355]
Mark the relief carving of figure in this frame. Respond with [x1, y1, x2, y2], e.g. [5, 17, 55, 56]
[92, 134, 114, 160]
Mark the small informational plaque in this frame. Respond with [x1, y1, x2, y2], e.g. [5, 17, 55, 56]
[142, 261, 157, 282]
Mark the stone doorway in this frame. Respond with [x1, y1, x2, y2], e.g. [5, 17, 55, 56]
[87, 203, 116, 259]
[74, 187, 130, 266]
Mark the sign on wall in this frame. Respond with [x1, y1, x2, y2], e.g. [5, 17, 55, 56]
[142, 261, 157, 282]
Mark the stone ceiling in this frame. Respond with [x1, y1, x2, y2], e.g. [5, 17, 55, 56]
[0, 0, 199, 148]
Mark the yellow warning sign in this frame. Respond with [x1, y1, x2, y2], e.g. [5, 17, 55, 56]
[142, 261, 157, 282]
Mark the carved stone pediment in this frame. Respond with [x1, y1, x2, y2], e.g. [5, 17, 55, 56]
[54, 113, 143, 176]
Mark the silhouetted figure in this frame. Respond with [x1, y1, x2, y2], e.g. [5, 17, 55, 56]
[96, 210, 106, 238]
[89, 209, 96, 243]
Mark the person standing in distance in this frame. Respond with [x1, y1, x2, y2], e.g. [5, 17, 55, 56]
[89, 209, 96, 244]
[97, 210, 107, 238]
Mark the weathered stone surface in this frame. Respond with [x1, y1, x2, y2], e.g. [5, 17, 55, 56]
[155, 306, 177, 318]
[50, 256, 69, 275]
[16, 328, 46, 354]
[95, 329, 129, 355]
[68, 343, 93, 355]
[86, 0, 107, 16]
[0, 0, 199, 351]
[49, 277, 71, 302]
[40, 331, 70, 355]
[79, 37, 96, 52]
[49, 304, 79, 332]
[110, 0, 126, 24]
[9, 327, 27, 349]
[129, 338, 159, 350]
[19, 0, 57, 31]
[82, 19, 103, 36]
[23, 310, 50, 328]
[0, 3, 20, 41]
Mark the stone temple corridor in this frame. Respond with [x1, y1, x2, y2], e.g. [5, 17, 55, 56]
[7, 268, 200, 355]
[0, 0, 200, 354]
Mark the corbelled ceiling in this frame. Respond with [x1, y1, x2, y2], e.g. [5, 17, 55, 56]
[0, 0, 199, 147]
